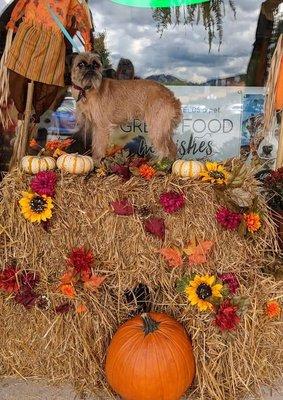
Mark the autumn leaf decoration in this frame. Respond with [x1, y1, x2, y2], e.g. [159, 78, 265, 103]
[144, 217, 166, 240]
[111, 199, 134, 216]
[183, 235, 214, 266]
[157, 247, 183, 268]
[158, 234, 214, 268]
[59, 248, 106, 298]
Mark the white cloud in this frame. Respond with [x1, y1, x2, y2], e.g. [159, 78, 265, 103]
[0, 0, 267, 83]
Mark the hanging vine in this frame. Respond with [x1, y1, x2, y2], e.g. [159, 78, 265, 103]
[152, 0, 236, 50]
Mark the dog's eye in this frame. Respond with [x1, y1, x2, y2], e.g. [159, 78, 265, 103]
[78, 61, 86, 69]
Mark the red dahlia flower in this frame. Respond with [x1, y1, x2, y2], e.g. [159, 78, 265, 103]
[159, 191, 185, 214]
[0, 266, 20, 293]
[218, 272, 239, 295]
[30, 171, 58, 197]
[67, 247, 94, 275]
[216, 207, 242, 231]
[214, 299, 241, 331]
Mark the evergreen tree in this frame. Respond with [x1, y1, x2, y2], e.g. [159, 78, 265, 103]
[94, 31, 112, 68]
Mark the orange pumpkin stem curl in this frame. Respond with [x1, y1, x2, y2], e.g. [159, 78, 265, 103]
[141, 313, 160, 335]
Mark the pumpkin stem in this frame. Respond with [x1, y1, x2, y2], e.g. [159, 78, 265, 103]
[37, 148, 46, 157]
[141, 313, 159, 335]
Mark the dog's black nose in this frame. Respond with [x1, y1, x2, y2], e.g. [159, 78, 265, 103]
[262, 145, 273, 155]
[85, 63, 94, 71]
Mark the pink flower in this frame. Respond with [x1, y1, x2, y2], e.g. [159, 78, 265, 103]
[214, 300, 241, 331]
[216, 207, 242, 231]
[218, 272, 239, 294]
[159, 191, 185, 214]
[30, 171, 57, 197]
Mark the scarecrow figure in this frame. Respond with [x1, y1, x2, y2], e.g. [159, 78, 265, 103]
[0, 0, 94, 167]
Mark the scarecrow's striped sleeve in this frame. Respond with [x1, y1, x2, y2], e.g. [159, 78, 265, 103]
[6, 0, 29, 31]
[70, 0, 93, 52]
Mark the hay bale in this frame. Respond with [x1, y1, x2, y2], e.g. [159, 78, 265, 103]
[0, 170, 282, 400]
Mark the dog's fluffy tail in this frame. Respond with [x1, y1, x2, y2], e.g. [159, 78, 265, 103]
[146, 95, 181, 159]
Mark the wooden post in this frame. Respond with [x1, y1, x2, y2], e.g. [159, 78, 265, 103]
[275, 111, 283, 168]
[9, 81, 34, 170]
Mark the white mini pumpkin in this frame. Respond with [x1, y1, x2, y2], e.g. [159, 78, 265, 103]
[172, 160, 204, 178]
[21, 155, 56, 174]
[57, 153, 94, 174]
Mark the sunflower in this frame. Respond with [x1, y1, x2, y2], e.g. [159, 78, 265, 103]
[185, 274, 223, 311]
[200, 162, 229, 185]
[19, 192, 53, 223]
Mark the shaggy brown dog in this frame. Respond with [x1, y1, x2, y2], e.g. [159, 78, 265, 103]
[71, 53, 181, 160]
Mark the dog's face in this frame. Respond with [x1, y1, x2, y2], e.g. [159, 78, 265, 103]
[71, 53, 103, 90]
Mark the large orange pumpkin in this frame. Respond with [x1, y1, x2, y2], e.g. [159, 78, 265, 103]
[105, 312, 195, 400]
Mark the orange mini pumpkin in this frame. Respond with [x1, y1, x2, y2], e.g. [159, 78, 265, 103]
[105, 312, 195, 400]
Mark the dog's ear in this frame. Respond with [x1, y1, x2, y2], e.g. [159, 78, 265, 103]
[66, 53, 79, 70]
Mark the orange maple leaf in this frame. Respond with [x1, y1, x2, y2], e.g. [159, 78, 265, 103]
[59, 283, 76, 298]
[184, 240, 214, 266]
[158, 247, 183, 268]
[83, 275, 106, 291]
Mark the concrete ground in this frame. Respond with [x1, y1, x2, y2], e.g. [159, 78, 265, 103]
[0, 378, 281, 400]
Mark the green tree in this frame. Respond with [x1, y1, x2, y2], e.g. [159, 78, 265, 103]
[152, 0, 236, 50]
[94, 31, 112, 68]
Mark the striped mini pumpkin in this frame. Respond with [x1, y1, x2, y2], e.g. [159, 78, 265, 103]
[172, 160, 204, 178]
[56, 153, 94, 174]
[21, 156, 56, 174]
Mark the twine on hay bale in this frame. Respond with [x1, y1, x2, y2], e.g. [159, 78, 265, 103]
[0, 170, 282, 400]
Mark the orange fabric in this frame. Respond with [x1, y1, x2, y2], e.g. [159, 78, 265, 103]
[6, 0, 93, 52]
[275, 58, 283, 111]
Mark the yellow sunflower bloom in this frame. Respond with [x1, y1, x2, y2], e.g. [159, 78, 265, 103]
[185, 274, 223, 312]
[200, 162, 229, 185]
[19, 192, 53, 223]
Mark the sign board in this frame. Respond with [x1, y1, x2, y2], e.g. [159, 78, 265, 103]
[42, 86, 266, 162]
[110, 86, 246, 161]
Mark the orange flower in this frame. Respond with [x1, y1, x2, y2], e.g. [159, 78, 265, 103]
[29, 138, 38, 149]
[244, 212, 261, 233]
[46, 138, 74, 151]
[76, 304, 88, 314]
[59, 283, 76, 298]
[138, 164, 156, 180]
[60, 270, 76, 285]
[266, 300, 281, 318]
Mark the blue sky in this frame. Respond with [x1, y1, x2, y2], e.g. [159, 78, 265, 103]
[0, 0, 270, 82]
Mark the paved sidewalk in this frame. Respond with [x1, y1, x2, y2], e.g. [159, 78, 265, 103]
[0, 378, 282, 400]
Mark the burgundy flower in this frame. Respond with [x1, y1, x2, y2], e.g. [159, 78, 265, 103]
[159, 191, 185, 214]
[30, 171, 57, 197]
[0, 267, 20, 293]
[111, 164, 131, 180]
[67, 247, 94, 275]
[14, 288, 37, 309]
[216, 207, 242, 231]
[144, 217, 165, 240]
[214, 300, 241, 331]
[218, 272, 239, 295]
